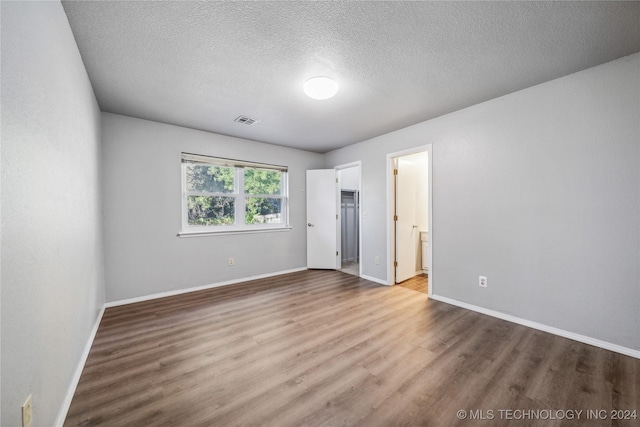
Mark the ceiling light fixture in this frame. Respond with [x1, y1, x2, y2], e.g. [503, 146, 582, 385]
[303, 76, 339, 100]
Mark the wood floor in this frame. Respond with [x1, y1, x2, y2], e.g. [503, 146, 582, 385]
[65, 270, 639, 426]
[398, 273, 428, 294]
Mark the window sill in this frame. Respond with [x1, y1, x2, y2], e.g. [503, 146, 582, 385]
[177, 227, 293, 238]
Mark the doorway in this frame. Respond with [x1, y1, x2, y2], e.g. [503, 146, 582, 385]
[336, 162, 361, 277]
[340, 190, 359, 275]
[387, 146, 432, 296]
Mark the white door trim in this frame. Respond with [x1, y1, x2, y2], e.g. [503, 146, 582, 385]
[386, 145, 433, 297]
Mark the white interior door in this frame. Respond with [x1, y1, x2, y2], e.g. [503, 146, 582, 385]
[307, 169, 337, 269]
[395, 158, 417, 283]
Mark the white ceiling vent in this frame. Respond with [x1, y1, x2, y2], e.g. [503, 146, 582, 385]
[234, 115, 258, 126]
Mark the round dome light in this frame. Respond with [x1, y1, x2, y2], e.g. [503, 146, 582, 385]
[303, 76, 339, 100]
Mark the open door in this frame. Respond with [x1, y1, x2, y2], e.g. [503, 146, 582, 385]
[395, 158, 418, 283]
[387, 146, 431, 292]
[306, 169, 338, 269]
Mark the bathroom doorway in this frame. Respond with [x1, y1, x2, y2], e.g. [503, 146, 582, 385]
[387, 146, 432, 296]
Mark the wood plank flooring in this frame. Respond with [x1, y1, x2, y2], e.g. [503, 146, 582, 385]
[65, 270, 639, 426]
[398, 273, 428, 294]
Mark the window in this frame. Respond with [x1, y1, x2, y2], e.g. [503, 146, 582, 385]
[181, 153, 289, 234]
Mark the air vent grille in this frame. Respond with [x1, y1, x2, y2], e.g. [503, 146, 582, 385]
[234, 115, 258, 126]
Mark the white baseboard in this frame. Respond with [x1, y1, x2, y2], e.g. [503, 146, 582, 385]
[361, 274, 390, 286]
[105, 267, 308, 308]
[430, 294, 640, 360]
[55, 305, 105, 427]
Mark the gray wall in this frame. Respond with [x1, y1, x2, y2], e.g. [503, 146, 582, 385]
[324, 53, 640, 351]
[1, 2, 105, 426]
[102, 113, 324, 302]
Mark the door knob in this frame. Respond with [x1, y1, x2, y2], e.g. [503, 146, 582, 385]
[308, 223, 314, 227]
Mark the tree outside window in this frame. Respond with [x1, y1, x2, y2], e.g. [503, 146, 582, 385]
[181, 154, 288, 233]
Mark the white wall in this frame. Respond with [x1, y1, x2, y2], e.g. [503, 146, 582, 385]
[339, 166, 360, 190]
[102, 113, 324, 302]
[1, 2, 105, 426]
[416, 153, 429, 272]
[414, 152, 429, 237]
[324, 53, 640, 351]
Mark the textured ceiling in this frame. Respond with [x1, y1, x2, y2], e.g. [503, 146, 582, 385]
[62, 1, 640, 153]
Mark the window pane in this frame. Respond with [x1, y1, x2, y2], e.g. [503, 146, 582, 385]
[245, 198, 282, 224]
[244, 168, 281, 195]
[187, 196, 235, 226]
[186, 164, 234, 193]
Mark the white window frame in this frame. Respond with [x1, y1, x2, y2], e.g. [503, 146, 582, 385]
[179, 153, 290, 236]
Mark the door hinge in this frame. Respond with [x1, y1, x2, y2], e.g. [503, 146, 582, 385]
[336, 251, 339, 256]
[336, 214, 339, 220]
[336, 178, 339, 183]
[394, 168, 398, 175]
[394, 261, 398, 267]
[394, 215, 398, 221]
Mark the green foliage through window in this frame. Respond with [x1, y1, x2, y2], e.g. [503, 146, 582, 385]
[187, 196, 235, 226]
[182, 155, 288, 231]
[244, 168, 282, 224]
[186, 165, 234, 193]
[246, 197, 282, 224]
[244, 168, 281, 195]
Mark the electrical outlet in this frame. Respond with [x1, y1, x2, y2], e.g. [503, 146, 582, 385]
[228, 257, 234, 266]
[479, 276, 487, 288]
[22, 394, 32, 427]
[375, 256, 380, 265]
